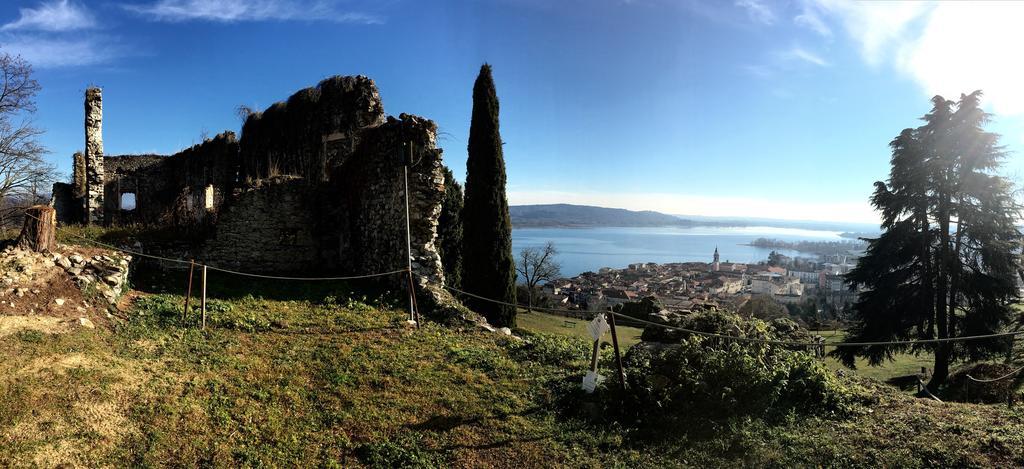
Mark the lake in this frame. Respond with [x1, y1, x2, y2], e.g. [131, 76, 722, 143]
[511, 226, 844, 277]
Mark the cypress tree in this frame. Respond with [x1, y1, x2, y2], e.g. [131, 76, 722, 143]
[438, 166, 463, 290]
[461, 64, 517, 327]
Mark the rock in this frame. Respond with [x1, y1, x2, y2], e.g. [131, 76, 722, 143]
[55, 298, 65, 306]
[77, 317, 95, 329]
[498, 327, 512, 336]
[69, 254, 84, 264]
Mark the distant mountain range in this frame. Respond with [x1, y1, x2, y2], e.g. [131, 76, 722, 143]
[509, 203, 880, 234]
[509, 204, 707, 228]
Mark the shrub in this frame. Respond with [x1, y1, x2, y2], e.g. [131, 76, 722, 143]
[943, 362, 1023, 404]
[622, 338, 851, 427]
[507, 331, 592, 368]
[617, 310, 853, 431]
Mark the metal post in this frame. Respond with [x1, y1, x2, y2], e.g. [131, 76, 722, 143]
[607, 308, 627, 391]
[183, 260, 195, 321]
[201, 265, 208, 330]
[403, 142, 416, 325]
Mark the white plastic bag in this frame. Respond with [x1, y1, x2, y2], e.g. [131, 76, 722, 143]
[586, 313, 609, 341]
[581, 370, 604, 393]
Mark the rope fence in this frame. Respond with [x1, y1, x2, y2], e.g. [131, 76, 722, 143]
[18, 209, 1024, 352]
[20, 210, 407, 281]
[445, 285, 1024, 349]
[966, 365, 1024, 383]
[16, 208, 1024, 404]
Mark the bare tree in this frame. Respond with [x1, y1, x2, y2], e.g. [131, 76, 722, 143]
[0, 52, 53, 232]
[516, 241, 561, 312]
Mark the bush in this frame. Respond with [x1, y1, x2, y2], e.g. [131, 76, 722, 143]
[507, 331, 591, 368]
[618, 310, 853, 430]
[943, 362, 1024, 404]
[622, 338, 851, 427]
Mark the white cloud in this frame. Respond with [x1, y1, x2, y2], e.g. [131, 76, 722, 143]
[124, 0, 383, 24]
[508, 190, 878, 224]
[735, 0, 775, 25]
[781, 46, 829, 67]
[1, 0, 97, 32]
[812, 0, 930, 66]
[793, 9, 831, 37]
[1, 35, 125, 68]
[810, 0, 1024, 116]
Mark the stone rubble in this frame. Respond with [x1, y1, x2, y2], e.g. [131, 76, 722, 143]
[0, 245, 131, 307]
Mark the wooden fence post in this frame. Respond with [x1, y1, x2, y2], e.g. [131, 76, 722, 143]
[607, 308, 627, 391]
[183, 260, 195, 322]
[201, 265, 207, 330]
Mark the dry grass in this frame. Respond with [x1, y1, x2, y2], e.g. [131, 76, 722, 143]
[3, 279, 1024, 467]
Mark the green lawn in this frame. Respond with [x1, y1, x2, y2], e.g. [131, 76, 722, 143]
[515, 309, 644, 350]
[810, 329, 937, 383]
[0, 279, 654, 467]
[6, 257, 1024, 466]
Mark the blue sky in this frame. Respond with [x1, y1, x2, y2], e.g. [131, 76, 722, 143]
[3, 0, 1024, 224]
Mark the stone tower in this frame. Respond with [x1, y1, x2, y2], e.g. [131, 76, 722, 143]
[84, 87, 104, 224]
[712, 246, 720, 272]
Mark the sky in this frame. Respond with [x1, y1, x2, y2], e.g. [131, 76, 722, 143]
[3, 0, 1024, 225]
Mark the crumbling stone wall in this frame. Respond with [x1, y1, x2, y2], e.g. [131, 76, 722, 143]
[239, 76, 384, 183]
[51, 182, 81, 225]
[201, 176, 319, 273]
[84, 87, 104, 224]
[101, 132, 239, 226]
[103, 154, 172, 225]
[332, 114, 446, 286]
[54, 76, 448, 287]
[72, 152, 85, 198]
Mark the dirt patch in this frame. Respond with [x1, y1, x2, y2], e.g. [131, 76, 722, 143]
[1, 244, 126, 329]
[0, 315, 75, 337]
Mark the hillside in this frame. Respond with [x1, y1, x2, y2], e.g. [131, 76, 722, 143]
[3, 232, 1024, 467]
[510, 204, 694, 227]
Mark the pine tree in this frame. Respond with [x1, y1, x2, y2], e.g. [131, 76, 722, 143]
[461, 64, 517, 326]
[834, 92, 1021, 387]
[438, 166, 463, 289]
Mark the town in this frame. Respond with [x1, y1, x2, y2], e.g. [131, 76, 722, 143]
[539, 247, 861, 322]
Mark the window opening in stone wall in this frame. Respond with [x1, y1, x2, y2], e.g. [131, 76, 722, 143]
[121, 192, 136, 211]
[204, 185, 215, 210]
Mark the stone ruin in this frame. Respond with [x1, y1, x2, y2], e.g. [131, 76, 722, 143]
[52, 76, 448, 289]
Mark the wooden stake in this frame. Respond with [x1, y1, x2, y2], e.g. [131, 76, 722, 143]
[183, 260, 195, 321]
[201, 265, 207, 330]
[607, 309, 627, 391]
[407, 270, 421, 329]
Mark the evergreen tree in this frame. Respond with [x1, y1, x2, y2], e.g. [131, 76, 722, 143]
[461, 64, 517, 326]
[834, 92, 1021, 387]
[438, 166, 463, 289]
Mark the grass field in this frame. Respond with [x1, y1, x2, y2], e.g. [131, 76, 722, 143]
[5, 260, 1024, 466]
[514, 310, 644, 349]
[809, 330, 935, 383]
